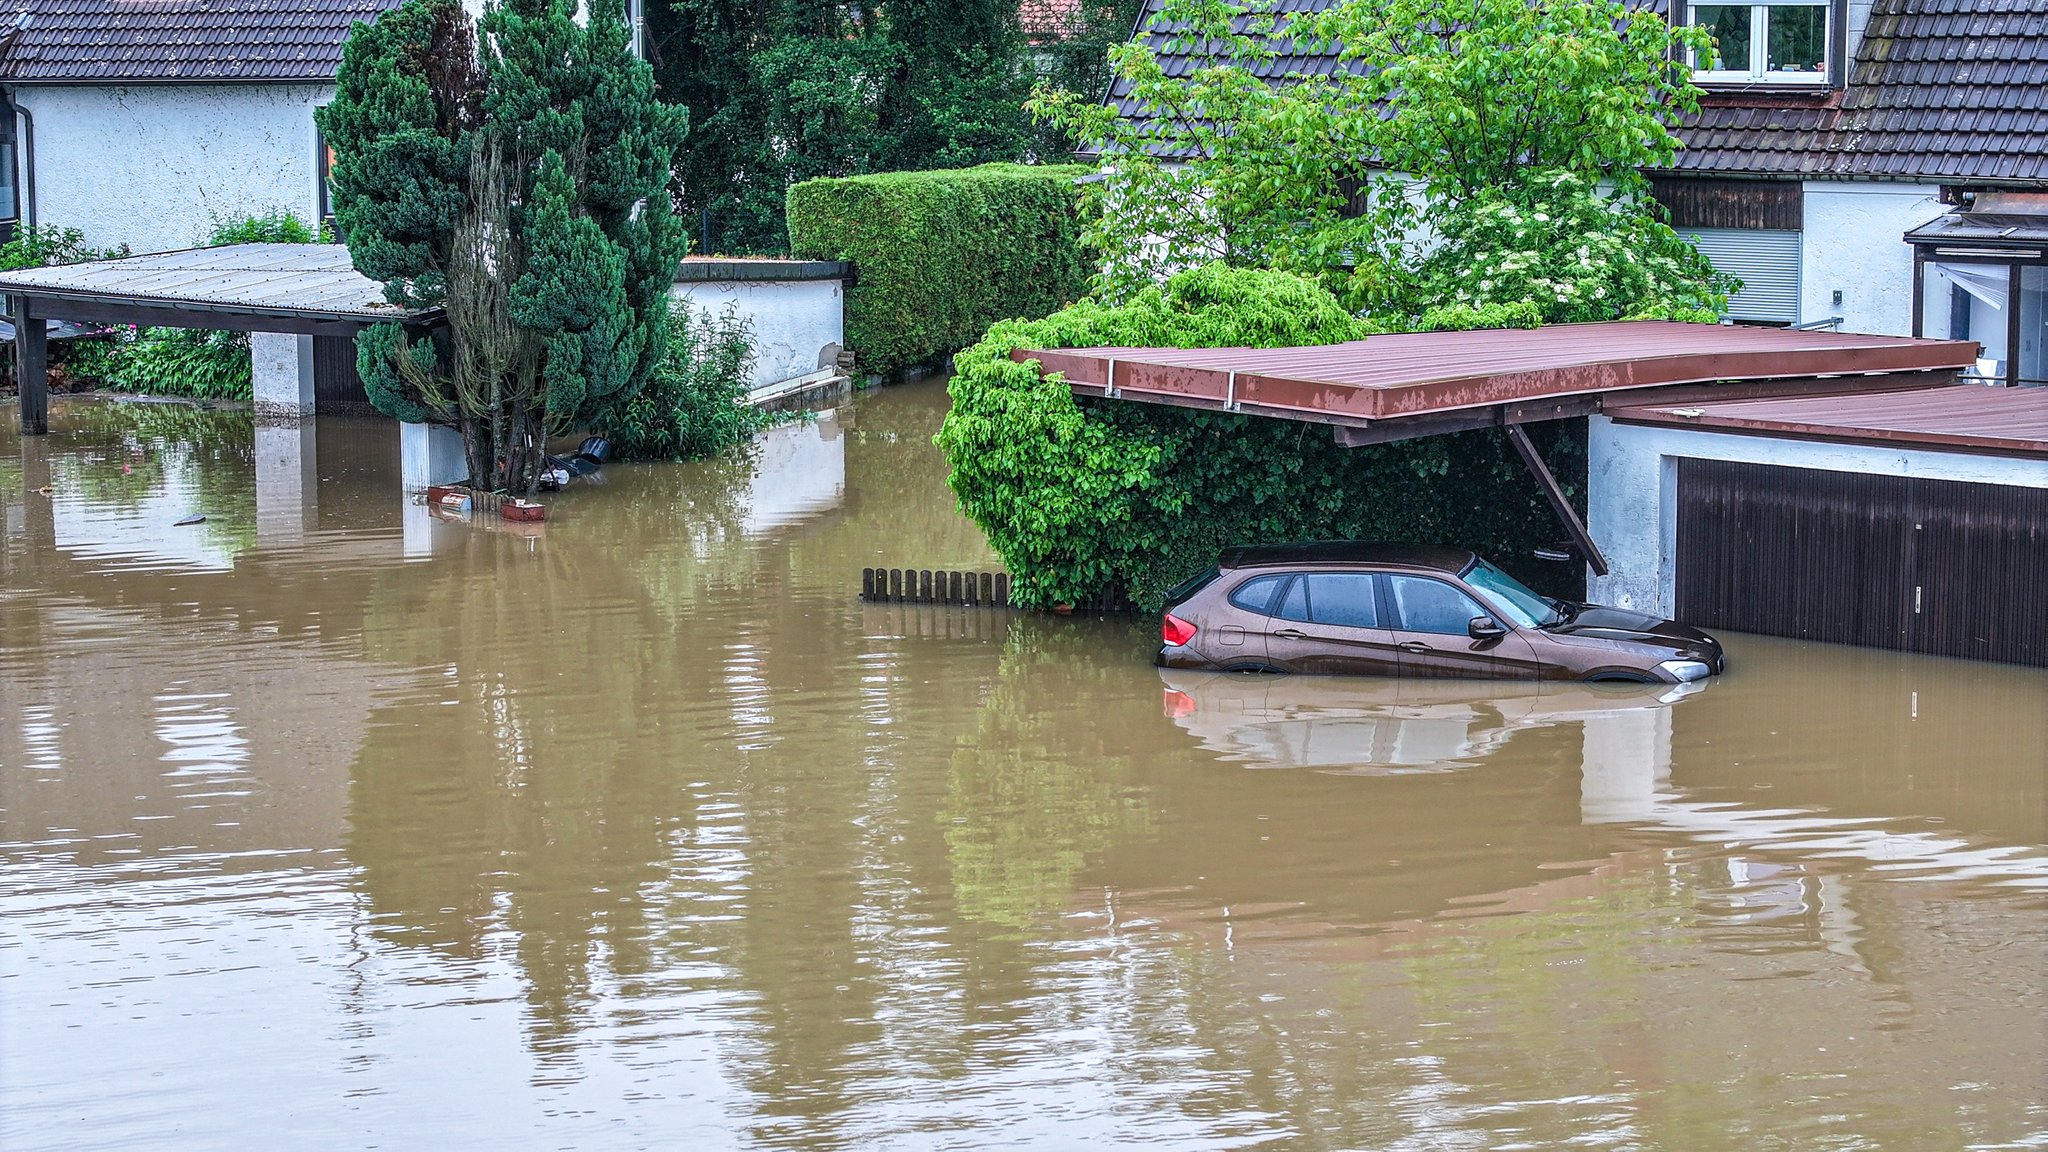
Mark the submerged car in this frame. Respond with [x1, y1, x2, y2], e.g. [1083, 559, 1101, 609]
[1158, 542, 1725, 683]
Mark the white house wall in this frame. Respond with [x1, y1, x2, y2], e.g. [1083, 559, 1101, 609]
[1585, 413, 2048, 615]
[1798, 181, 1949, 335]
[16, 83, 329, 254]
[669, 279, 845, 393]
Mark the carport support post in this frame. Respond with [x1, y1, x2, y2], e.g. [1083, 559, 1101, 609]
[16, 295, 47, 435]
[1504, 424, 1610, 578]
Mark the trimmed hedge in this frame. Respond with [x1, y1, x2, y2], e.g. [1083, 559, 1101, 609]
[786, 163, 1094, 378]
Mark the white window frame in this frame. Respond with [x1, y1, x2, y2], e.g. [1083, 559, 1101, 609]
[1689, 0, 1833, 86]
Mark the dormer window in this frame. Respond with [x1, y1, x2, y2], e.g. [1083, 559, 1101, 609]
[1690, 0, 1833, 85]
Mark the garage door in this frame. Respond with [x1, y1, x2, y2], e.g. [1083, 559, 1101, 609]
[1674, 459, 2048, 666]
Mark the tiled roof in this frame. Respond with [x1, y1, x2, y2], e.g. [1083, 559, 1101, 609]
[1105, 0, 2048, 184]
[0, 0, 404, 84]
[1677, 0, 2048, 180]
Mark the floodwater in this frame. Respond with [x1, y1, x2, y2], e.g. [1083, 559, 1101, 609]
[2, 384, 2044, 1151]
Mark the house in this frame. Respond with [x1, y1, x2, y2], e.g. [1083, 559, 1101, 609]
[1108, 0, 2048, 379]
[0, 0, 650, 255]
[1095, 0, 2047, 665]
[0, 0, 404, 253]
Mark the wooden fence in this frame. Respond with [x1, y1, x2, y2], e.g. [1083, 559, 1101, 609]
[859, 567, 1141, 614]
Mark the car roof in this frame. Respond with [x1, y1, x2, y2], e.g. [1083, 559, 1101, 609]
[1218, 540, 1479, 575]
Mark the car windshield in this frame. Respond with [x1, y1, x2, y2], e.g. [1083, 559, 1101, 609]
[1460, 557, 1563, 628]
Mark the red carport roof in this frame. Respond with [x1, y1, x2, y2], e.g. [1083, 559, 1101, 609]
[1608, 385, 2048, 459]
[1016, 321, 1980, 425]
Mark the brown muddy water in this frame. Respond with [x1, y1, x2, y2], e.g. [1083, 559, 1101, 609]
[1, 384, 2044, 1150]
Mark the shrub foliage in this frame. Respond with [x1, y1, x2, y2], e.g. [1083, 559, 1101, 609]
[786, 163, 1093, 378]
[595, 302, 764, 460]
[938, 265, 1585, 610]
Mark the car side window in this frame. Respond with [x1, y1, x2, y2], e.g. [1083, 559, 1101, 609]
[1304, 573, 1379, 628]
[1387, 575, 1487, 635]
[1273, 576, 1310, 622]
[1227, 574, 1287, 615]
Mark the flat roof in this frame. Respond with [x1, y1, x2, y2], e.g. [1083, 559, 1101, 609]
[1608, 385, 2048, 459]
[0, 244, 434, 324]
[1018, 321, 1980, 428]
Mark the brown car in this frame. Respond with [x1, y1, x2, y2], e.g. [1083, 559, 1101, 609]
[1158, 542, 1725, 683]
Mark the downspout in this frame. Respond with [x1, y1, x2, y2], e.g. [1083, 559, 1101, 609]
[16, 94, 33, 228]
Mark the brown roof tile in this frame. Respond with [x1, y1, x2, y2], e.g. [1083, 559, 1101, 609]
[0, 0, 404, 84]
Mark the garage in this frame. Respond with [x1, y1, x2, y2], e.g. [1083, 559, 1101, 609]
[1674, 458, 2048, 665]
[1590, 386, 2048, 668]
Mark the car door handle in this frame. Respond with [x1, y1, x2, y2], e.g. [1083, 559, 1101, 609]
[1273, 628, 1309, 640]
[1399, 642, 1432, 654]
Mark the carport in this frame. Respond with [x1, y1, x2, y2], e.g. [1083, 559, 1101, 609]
[1019, 320, 1979, 577]
[1, 243, 441, 433]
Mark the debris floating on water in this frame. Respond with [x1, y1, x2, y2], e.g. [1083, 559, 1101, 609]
[174, 513, 207, 526]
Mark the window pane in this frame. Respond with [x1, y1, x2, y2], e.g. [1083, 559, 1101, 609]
[1925, 261, 2011, 383]
[1304, 574, 1379, 628]
[2021, 267, 2047, 388]
[1388, 577, 1486, 636]
[1766, 4, 1827, 74]
[1274, 577, 1310, 623]
[1694, 4, 1753, 70]
[0, 142, 16, 220]
[1228, 574, 1285, 615]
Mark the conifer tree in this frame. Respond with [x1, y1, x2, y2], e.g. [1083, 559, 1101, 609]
[320, 0, 688, 494]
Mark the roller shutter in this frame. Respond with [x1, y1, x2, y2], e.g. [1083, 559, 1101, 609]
[1682, 228, 1802, 324]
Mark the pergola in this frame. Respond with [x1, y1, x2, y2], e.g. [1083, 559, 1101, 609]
[1017, 321, 1981, 574]
[1, 244, 441, 433]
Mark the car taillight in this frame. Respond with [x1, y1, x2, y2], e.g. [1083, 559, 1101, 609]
[1162, 613, 1197, 646]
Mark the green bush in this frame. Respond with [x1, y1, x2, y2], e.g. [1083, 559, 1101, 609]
[595, 302, 764, 461]
[98, 327, 253, 400]
[786, 163, 1094, 378]
[0, 224, 126, 271]
[204, 209, 323, 246]
[937, 263, 1587, 610]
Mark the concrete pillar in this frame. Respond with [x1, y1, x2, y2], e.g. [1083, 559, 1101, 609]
[400, 421, 468, 492]
[254, 421, 319, 547]
[251, 332, 316, 419]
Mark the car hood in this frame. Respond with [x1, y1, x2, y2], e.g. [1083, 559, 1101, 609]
[1542, 606, 1718, 654]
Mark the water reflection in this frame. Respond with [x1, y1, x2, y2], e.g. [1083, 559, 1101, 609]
[2, 388, 2044, 1150]
[1159, 668, 1702, 775]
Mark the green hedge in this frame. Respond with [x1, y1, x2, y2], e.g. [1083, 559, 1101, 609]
[786, 163, 1094, 378]
[937, 263, 1587, 611]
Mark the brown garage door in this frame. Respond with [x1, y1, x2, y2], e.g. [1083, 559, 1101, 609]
[1675, 458, 2048, 666]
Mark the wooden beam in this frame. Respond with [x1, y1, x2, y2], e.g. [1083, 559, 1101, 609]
[15, 294, 412, 338]
[1332, 395, 1605, 447]
[1505, 424, 1609, 577]
[16, 296, 47, 436]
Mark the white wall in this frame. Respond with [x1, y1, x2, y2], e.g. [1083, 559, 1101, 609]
[16, 83, 329, 253]
[1799, 181, 1950, 335]
[1586, 414, 2048, 615]
[669, 278, 845, 393]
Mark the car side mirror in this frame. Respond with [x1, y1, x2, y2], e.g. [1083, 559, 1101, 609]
[1468, 615, 1506, 640]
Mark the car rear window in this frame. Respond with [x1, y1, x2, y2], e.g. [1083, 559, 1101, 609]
[1227, 574, 1287, 614]
[1163, 565, 1220, 608]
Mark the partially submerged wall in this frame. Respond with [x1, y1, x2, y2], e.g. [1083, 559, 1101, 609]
[669, 259, 850, 396]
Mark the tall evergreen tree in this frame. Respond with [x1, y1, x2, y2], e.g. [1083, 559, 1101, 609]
[320, 0, 688, 494]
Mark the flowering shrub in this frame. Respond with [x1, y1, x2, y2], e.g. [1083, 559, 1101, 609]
[1415, 173, 1735, 324]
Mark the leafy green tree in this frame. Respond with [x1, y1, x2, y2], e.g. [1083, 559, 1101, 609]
[1034, 0, 1730, 322]
[320, 0, 688, 494]
[647, 0, 1042, 254]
